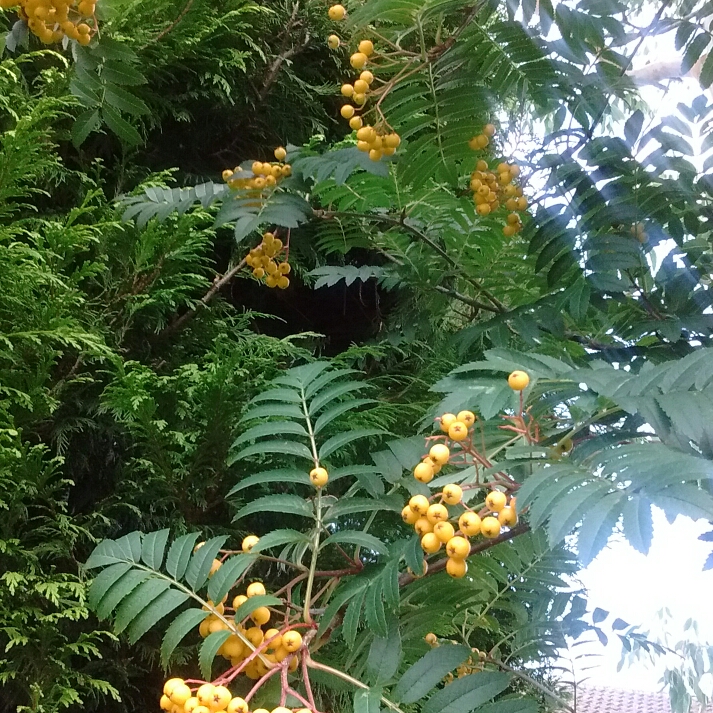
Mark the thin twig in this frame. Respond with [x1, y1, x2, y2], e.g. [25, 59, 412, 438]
[142, 0, 195, 48]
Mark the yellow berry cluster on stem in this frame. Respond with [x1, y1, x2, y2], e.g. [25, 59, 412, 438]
[246, 231, 291, 289]
[1, 0, 98, 45]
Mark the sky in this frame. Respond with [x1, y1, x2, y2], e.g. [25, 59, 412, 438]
[566, 9, 713, 694]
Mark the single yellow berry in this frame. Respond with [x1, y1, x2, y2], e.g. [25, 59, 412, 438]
[414, 517, 434, 536]
[349, 116, 363, 130]
[274, 146, 287, 161]
[498, 506, 517, 527]
[485, 490, 507, 512]
[458, 511, 481, 537]
[222, 169, 234, 181]
[232, 594, 248, 609]
[414, 461, 434, 483]
[448, 421, 468, 441]
[426, 503, 449, 524]
[368, 149, 381, 161]
[242, 535, 259, 552]
[409, 494, 430, 515]
[246, 581, 266, 597]
[210, 686, 232, 711]
[227, 698, 249, 713]
[508, 370, 530, 391]
[340, 104, 355, 119]
[439, 413, 457, 432]
[384, 133, 401, 148]
[310, 466, 329, 487]
[358, 39, 374, 56]
[353, 79, 369, 94]
[277, 276, 290, 289]
[429, 443, 450, 465]
[196, 685, 216, 707]
[476, 159, 488, 171]
[282, 630, 303, 652]
[209, 559, 222, 576]
[421, 532, 441, 553]
[434, 521, 455, 543]
[327, 34, 340, 49]
[341, 83, 354, 97]
[425, 632, 438, 645]
[350, 52, 368, 69]
[446, 536, 470, 559]
[457, 410, 476, 427]
[446, 558, 468, 578]
[251, 606, 270, 625]
[160, 695, 172, 711]
[402, 505, 419, 524]
[481, 516, 502, 539]
[245, 626, 264, 646]
[328, 4, 346, 20]
[442, 484, 463, 505]
[360, 70, 374, 84]
[483, 123, 496, 136]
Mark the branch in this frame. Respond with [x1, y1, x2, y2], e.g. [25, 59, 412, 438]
[398, 522, 530, 587]
[142, 0, 195, 48]
[160, 257, 247, 338]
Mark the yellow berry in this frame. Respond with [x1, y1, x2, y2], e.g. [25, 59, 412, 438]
[353, 79, 369, 94]
[498, 506, 517, 527]
[349, 116, 363, 130]
[421, 532, 441, 553]
[439, 413, 456, 432]
[414, 517, 434, 536]
[358, 39, 374, 56]
[245, 626, 264, 646]
[446, 536, 470, 559]
[409, 494, 430, 515]
[76, 22, 91, 34]
[327, 34, 340, 49]
[246, 581, 266, 597]
[368, 149, 381, 161]
[252, 267, 265, 279]
[360, 70, 374, 84]
[442, 484, 463, 505]
[384, 133, 401, 148]
[457, 410, 476, 427]
[282, 630, 303, 652]
[483, 123, 496, 136]
[446, 558, 468, 578]
[210, 686, 232, 711]
[341, 104, 355, 119]
[477, 203, 491, 216]
[350, 52, 368, 69]
[242, 535, 259, 552]
[485, 490, 507, 512]
[433, 520, 455, 543]
[356, 140, 370, 152]
[163, 679, 184, 698]
[508, 370, 529, 391]
[423, 456, 441, 474]
[310, 466, 329, 487]
[458, 511, 481, 537]
[277, 276, 290, 289]
[160, 695, 172, 711]
[222, 169, 234, 181]
[227, 699, 249, 713]
[448, 421, 468, 441]
[328, 3, 345, 20]
[251, 606, 270, 625]
[481, 516, 502, 539]
[274, 146, 287, 161]
[425, 632, 438, 645]
[185, 697, 200, 713]
[476, 159, 488, 171]
[414, 461, 434, 483]
[209, 559, 221, 576]
[341, 83, 354, 97]
[77, 32, 91, 45]
[402, 505, 419, 524]
[517, 196, 528, 210]
[426, 503, 449, 524]
[278, 262, 291, 275]
[429, 443, 450, 465]
[196, 685, 215, 707]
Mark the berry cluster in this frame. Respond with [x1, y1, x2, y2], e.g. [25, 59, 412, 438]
[467, 125, 528, 236]
[245, 232, 291, 289]
[327, 7, 402, 161]
[196, 579, 303, 679]
[1, 0, 97, 44]
[222, 147, 292, 193]
[162, 679, 309, 713]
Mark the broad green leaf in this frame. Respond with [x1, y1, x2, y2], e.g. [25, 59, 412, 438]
[251, 529, 309, 553]
[229, 440, 313, 463]
[161, 608, 210, 667]
[115, 531, 143, 562]
[394, 645, 472, 703]
[324, 495, 402, 521]
[207, 554, 257, 604]
[234, 494, 314, 521]
[304, 369, 359, 400]
[184, 536, 229, 591]
[309, 382, 367, 415]
[250, 388, 302, 404]
[317, 578, 369, 638]
[367, 615, 402, 684]
[102, 105, 142, 146]
[85, 539, 128, 569]
[365, 576, 387, 637]
[322, 531, 389, 556]
[422, 672, 510, 713]
[114, 578, 171, 633]
[72, 108, 101, 147]
[354, 688, 382, 713]
[227, 468, 310, 497]
[319, 428, 384, 459]
[622, 494, 653, 555]
[101, 61, 147, 86]
[233, 421, 308, 446]
[96, 569, 150, 620]
[314, 399, 378, 434]
[88, 562, 132, 609]
[165, 532, 201, 581]
[200, 630, 232, 681]
[233, 595, 282, 624]
[141, 529, 170, 570]
[104, 83, 150, 116]
[127, 589, 189, 644]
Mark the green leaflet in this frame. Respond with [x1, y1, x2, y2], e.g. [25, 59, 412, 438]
[422, 672, 511, 713]
[228, 440, 314, 463]
[353, 688, 382, 713]
[321, 531, 390, 556]
[227, 468, 310, 497]
[184, 536, 229, 591]
[200, 630, 232, 681]
[367, 615, 402, 684]
[161, 609, 210, 667]
[165, 533, 202, 581]
[207, 554, 257, 604]
[141, 529, 170, 570]
[126, 589, 189, 644]
[318, 428, 385, 459]
[233, 494, 314, 521]
[394, 645, 471, 703]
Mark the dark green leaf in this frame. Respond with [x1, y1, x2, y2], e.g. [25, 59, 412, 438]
[184, 536, 229, 591]
[423, 672, 510, 713]
[161, 608, 210, 667]
[367, 616, 402, 684]
[234, 494, 314, 521]
[127, 589, 189, 643]
[141, 529, 169, 570]
[207, 554, 257, 604]
[394, 645, 472, 703]
[200, 630, 232, 681]
[165, 533, 201, 581]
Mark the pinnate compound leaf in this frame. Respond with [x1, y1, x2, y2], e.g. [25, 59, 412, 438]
[422, 671, 510, 713]
[141, 529, 170, 570]
[127, 589, 189, 644]
[96, 570, 150, 620]
[319, 428, 384, 460]
[200, 630, 232, 681]
[161, 608, 210, 667]
[184, 536, 229, 591]
[207, 554, 257, 604]
[394, 645, 472, 703]
[165, 533, 201, 581]
[234, 495, 314, 521]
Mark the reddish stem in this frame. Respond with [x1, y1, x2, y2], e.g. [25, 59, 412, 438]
[244, 665, 282, 702]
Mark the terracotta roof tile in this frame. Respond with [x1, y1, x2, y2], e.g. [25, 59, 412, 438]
[577, 686, 713, 713]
